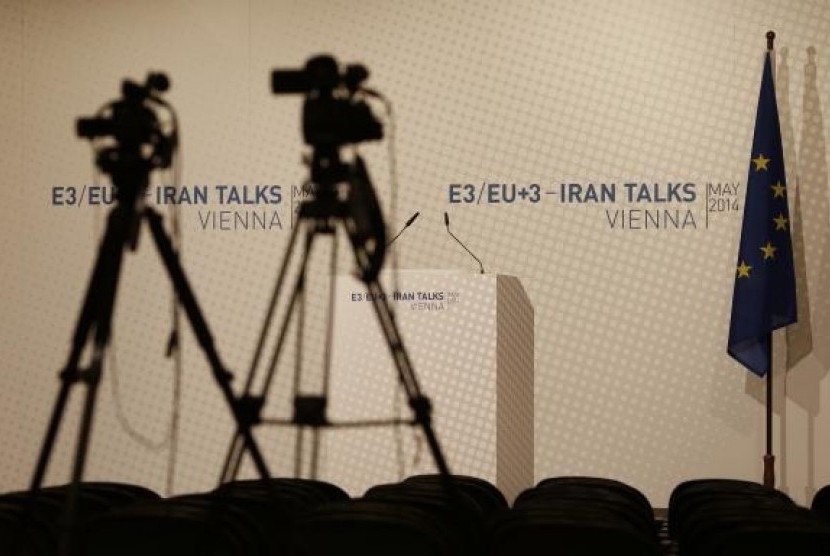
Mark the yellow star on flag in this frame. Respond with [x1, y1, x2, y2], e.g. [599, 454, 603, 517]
[773, 213, 789, 230]
[737, 260, 752, 278]
[771, 182, 786, 198]
[752, 153, 771, 171]
[760, 241, 777, 260]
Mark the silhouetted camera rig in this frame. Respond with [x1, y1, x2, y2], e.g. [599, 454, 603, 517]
[220, 54, 452, 485]
[31, 72, 273, 555]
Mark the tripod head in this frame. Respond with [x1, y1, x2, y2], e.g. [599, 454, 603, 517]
[77, 73, 176, 204]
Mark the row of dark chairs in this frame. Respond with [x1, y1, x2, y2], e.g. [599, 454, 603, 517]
[297, 475, 505, 556]
[501, 477, 660, 555]
[0, 482, 160, 554]
[84, 478, 350, 555]
[813, 484, 830, 523]
[3, 476, 830, 554]
[668, 479, 830, 555]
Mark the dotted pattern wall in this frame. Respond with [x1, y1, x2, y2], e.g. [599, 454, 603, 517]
[1, 0, 829, 507]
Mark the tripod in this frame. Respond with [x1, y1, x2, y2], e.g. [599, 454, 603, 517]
[219, 148, 452, 483]
[29, 76, 271, 554]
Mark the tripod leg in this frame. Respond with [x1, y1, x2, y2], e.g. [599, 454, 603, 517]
[244, 216, 303, 393]
[223, 265, 311, 481]
[143, 207, 272, 479]
[294, 426, 305, 478]
[30, 381, 73, 490]
[60, 207, 130, 556]
[228, 227, 320, 479]
[310, 230, 338, 480]
[59, 349, 107, 556]
[30, 207, 128, 491]
[364, 279, 453, 477]
[222, 223, 315, 481]
[259, 227, 316, 400]
[293, 231, 308, 403]
[221, 434, 246, 484]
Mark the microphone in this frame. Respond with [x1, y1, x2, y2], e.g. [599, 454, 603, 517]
[386, 212, 420, 247]
[444, 212, 485, 274]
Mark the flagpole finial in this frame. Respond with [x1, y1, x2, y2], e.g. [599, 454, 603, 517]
[767, 31, 776, 51]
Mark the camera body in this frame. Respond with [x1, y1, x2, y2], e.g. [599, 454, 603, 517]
[272, 55, 383, 148]
[76, 73, 174, 173]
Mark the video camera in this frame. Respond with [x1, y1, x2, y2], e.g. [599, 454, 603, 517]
[76, 73, 175, 173]
[272, 55, 383, 148]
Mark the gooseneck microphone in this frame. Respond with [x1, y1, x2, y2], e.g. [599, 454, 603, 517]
[444, 212, 485, 274]
[386, 211, 420, 247]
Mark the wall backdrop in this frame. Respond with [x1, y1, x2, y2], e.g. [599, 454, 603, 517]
[1, 0, 829, 507]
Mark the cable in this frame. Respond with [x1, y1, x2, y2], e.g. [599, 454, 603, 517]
[365, 89, 412, 479]
[99, 96, 184, 494]
[88, 110, 173, 451]
[153, 96, 184, 496]
[107, 334, 171, 451]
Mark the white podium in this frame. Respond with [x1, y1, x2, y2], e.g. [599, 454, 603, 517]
[318, 270, 534, 503]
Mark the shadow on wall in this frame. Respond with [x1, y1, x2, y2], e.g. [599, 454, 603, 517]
[784, 46, 814, 371]
[787, 46, 830, 502]
[775, 46, 800, 494]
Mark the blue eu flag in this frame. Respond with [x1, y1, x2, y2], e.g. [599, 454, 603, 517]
[727, 51, 797, 377]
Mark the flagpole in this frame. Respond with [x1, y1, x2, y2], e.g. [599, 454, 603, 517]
[765, 361, 774, 488]
[763, 29, 776, 490]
